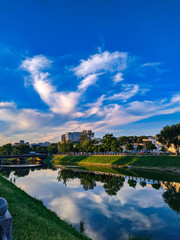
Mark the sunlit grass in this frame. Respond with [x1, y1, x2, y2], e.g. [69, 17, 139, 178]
[54, 155, 180, 169]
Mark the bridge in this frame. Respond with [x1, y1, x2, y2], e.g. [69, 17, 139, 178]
[0, 154, 48, 159]
[0, 154, 48, 166]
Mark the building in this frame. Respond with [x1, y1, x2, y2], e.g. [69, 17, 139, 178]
[61, 134, 65, 142]
[31, 142, 51, 147]
[14, 140, 29, 146]
[61, 132, 82, 143]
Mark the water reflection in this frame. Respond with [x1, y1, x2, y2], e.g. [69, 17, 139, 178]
[163, 183, 180, 214]
[58, 169, 125, 195]
[2, 167, 180, 240]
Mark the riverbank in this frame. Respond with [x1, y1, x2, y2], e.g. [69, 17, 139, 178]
[0, 175, 90, 240]
[54, 155, 180, 173]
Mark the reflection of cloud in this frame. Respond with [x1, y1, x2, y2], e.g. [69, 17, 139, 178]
[66, 179, 81, 188]
[85, 222, 105, 240]
[50, 196, 80, 224]
[10, 169, 178, 240]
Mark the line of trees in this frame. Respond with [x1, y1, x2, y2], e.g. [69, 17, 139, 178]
[57, 133, 157, 154]
[0, 143, 58, 155]
[0, 122, 179, 155]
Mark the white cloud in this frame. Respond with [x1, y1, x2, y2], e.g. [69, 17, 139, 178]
[171, 94, 180, 103]
[108, 84, 139, 101]
[0, 101, 16, 108]
[78, 73, 99, 91]
[0, 50, 179, 144]
[141, 62, 161, 68]
[73, 51, 128, 77]
[21, 55, 80, 115]
[21, 55, 52, 74]
[113, 72, 124, 83]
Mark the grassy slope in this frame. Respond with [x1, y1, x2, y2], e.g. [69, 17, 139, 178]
[0, 175, 90, 240]
[54, 155, 180, 169]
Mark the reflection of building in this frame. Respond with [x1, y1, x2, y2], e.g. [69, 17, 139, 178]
[61, 132, 82, 143]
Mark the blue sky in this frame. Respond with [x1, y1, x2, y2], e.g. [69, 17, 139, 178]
[0, 0, 179, 144]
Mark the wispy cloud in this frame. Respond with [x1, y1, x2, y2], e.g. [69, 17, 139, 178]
[21, 55, 80, 115]
[107, 84, 139, 101]
[0, 50, 179, 144]
[72, 51, 128, 77]
[78, 73, 99, 91]
[113, 72, 124, 83]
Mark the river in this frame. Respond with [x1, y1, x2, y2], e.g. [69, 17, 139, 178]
[2, 166, 180, 240]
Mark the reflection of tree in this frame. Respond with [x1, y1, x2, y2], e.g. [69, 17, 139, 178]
[57, 169, 125, 196]
[128, 179, 137, 188]
[163, 183, 180, 213]
[0, 169, 11, 178]
[13, 169, 30, 177]
[152, 183, 161, 190]
[80, 220, 85, 234]
[140, 181, 146, 188]
[103, 176, 124, 196]
[80, 175, 96, 190]
[57, 170, 75, 185]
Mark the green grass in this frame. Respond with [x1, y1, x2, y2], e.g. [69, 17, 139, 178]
[0, 175, 90, 240]
[54, 155, 180, 169]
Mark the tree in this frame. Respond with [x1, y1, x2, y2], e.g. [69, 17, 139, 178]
[98, 145, 104, 153]
[58, 141, 74, 153]
[144, 141, 157, 151]
[47, 144, 58, 154]
[156, 123, 180, 155]
[161, 146, 166, 152]
[102, 134, 116, 152]
[80, 130, 94, 143]
[125, 143, 134, 152]
[111, 140, 119, 152]
[118, 136, 128, 145]
[0, 143, 13, 155]
[136, 145, 143, 151]
[13, 144, 31, 154]
[137, 136, 148, 143]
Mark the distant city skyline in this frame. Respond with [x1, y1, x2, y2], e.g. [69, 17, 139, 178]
[0, 0, 179, 145]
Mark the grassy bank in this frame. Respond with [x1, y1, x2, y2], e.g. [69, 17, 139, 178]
[0, 175, 89, 240]
[54, 155, 180, 171]
[78, 165, 180, 183]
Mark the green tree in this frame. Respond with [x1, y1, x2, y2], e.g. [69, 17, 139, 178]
[102, 134, 116, 152]
[144, 141, 157, 151]
[125, 143, 134, 152]
[156, 123, 180, 155]
[98, 145, 104, 153]
[137, 136, 148, 143]
[13, 144, 31, 154]
[111, 140, 119, 152]
[47, 144, 58, 154]
[58, 141, 73, 153]
[0, 143, 13, 155]
[161, 146, 166, 152]
[80, 130, 94, 143]
[118, 136, 128, 145]
[136, 145, 143, 151]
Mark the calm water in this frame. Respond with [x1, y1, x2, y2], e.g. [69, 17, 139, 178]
[3, 167, 180, 240]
